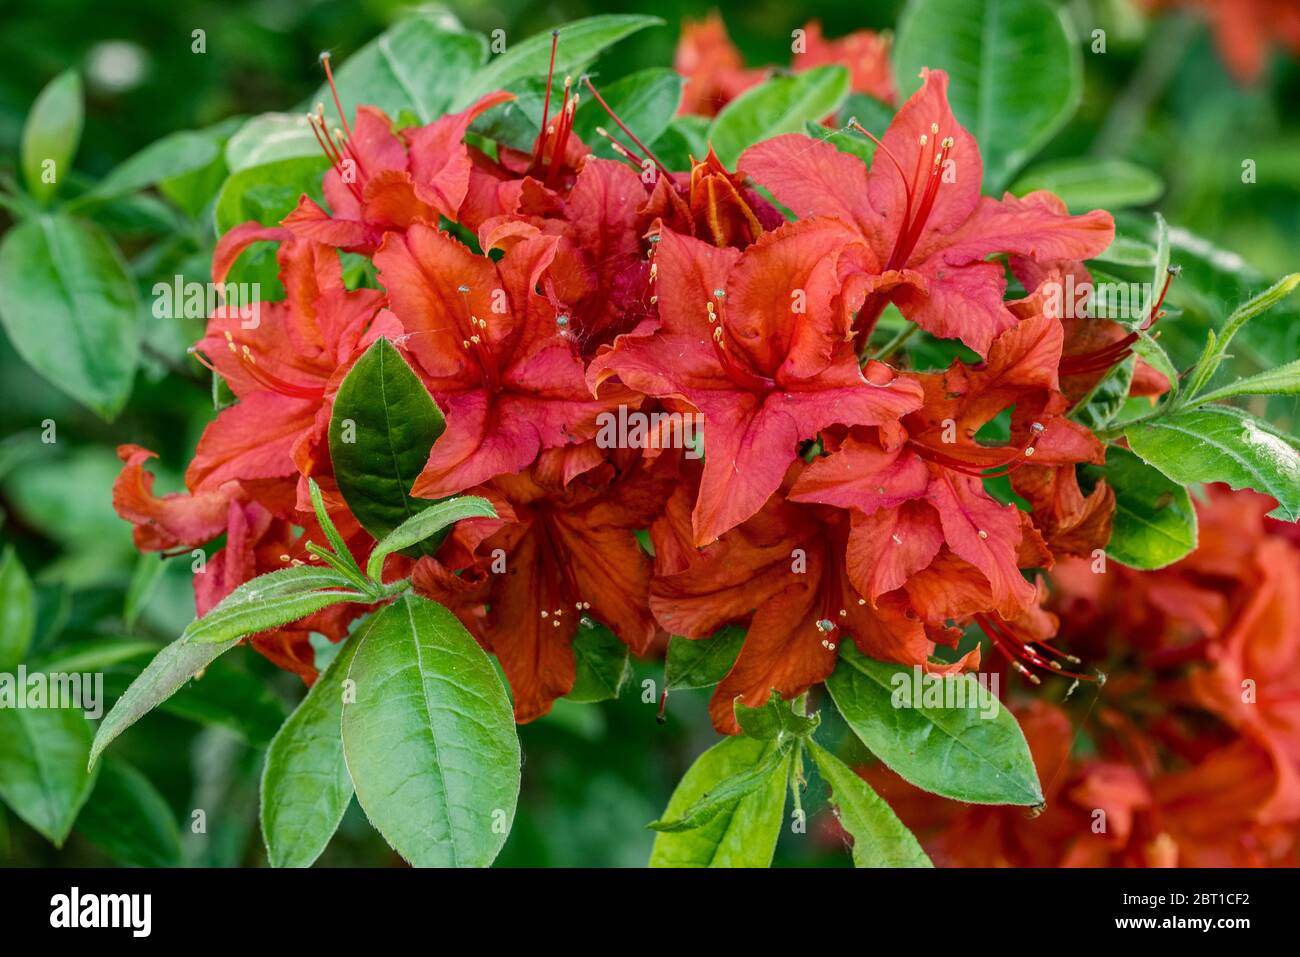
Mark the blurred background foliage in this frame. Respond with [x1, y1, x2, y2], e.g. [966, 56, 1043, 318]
[0, 0, 1295, 866]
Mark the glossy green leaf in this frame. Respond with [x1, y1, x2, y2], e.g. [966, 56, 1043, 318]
[567, 621, 632, 703]
[571, 68, 684, 160]
[1125, 406, 1300, 522]
[1082, 445, 1197, 570]
[0, 548, 35, 671]
[261, 631, 362, 868]
[648, 740, 792, 832]
[733, 693, 820, 741]
[21, 70, 82, 204]
[365, 496, 497, 581]
[664, 625, 745, 691]
[825, 644, 1042, 805]
[709, 66, 850, 168]
[330, 337, 447, 547]
[807, 740, 932, 868]
[213, 155, 329, 234]
[648, 735, 790, 867]
[1184, 273, 1300, 399]
[894, 0, 1082, 193]
[1012, 158, 1163, 212]
[76, 757, 181, 867]
[0, 215, 140, 419]
[0, 704, 97, 845]
[341, 596, 519, 867]
[309, 14, 487, 126]
[461, 15, 663, 108]
[182, 566, 368, 645]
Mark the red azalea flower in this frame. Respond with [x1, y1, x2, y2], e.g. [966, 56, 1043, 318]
[638, 146, 786, 250]
[413, 456, 670, 721]
[739, 69, 1115, 356]
[651, 463, 978, 734]
[1143, 0, 1300, 84]
[373, 222, 634, 499]
[791, 312, 1108, 640]
[192, 227, 393, 509]
[590, 219, 924, 546]
[282, 54, 513, 253]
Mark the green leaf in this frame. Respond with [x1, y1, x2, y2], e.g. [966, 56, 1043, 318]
[566, 620, 632, 703]
[0, 215, 140, 419]
[261, 631, 362, 868]
[733, 693, 820, 741]
[1193, 358, 1300, 406]
[81, 130, 221, 203]
[309, 14, 487, 127]
[89, 633, 240, 768]
[0, 548, 35, 671]
[664, 625, 745, 691]
[21, 70, 82, 204]
[709, 66, 850, 168]
[330, 337, 447, 546]
[365, 496, 497, 582]
[0, 704, 97, 845]
[461, 15, 663, 108]
[1125, 406, 1300, 522]
[1082, 445, 1197, 570]
[648, 735, 790, 867]
[1011, 158, 1163, 212]
[825, 644, 1042, 805]
[76, 757, 181, 867]
[807, 740, 932, 868]
[648, 115, 710, 170]
[647, 740, 792, 832]
[894, 0, 1082, 193]
[213, 155, 329, 234]
[1185, 273, 1300, 400]
[341, 596, 519, 867]
[182, 566, 369, 645]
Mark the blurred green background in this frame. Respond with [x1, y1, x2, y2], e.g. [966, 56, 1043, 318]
[0, 0, 1296, 866]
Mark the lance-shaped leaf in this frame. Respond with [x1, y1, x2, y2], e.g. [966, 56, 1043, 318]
[183, 566, 369, 645]
[733, 692, 820, 742]
[1191, 358, 1300, 406]
[648, 739, 792, 832]
[21, 69, 82, 204]
[1184, 273, 1300, 399]
[341, 596, 519, 867]
[0, 705, 98, 846]
[649, 735, 790, 867]
[709, 66, 850, 168]
[825, 644, 1042, 805]
[1125, 405, 1300, 522]
[807, 740, 932, 868]
[330, 337, 447, 547]
[261, 631, 363, 868]
[364, 495, 496, 582]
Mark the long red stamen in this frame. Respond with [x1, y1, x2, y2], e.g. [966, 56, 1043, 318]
[533, 31, 561, 169]
[190, 338, 326, 402]
[704, 295, 775, 392]
[977, 614, 1099, 684]
[907, 422, 1043, 479]
[582, 76, 672, 178]
[1060, 267, 1179, 377]
[319, 53, 353, 144]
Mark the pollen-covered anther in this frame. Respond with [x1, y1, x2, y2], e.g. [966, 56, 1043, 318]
[891, 533, 903, 544]
[713, 327, 724, 342]
[838, 608, 847, 617]
[540, 610, 549, 618]
[978, 529, 988, 539]
[816, 618, 835, 633]
[857, 598, 866, 605]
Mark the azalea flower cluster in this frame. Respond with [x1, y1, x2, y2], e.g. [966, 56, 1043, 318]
[114, 33, 1131, 732]
[865, 486, 1300, 866]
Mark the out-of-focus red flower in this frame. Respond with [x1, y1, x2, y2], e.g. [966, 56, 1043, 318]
[1144, 0, 1300, 84]
[590, 220, 924, 546]
[740, 70, 1114, 356]
[673, 13, 896, 117]
[794, 19, 895, 105]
